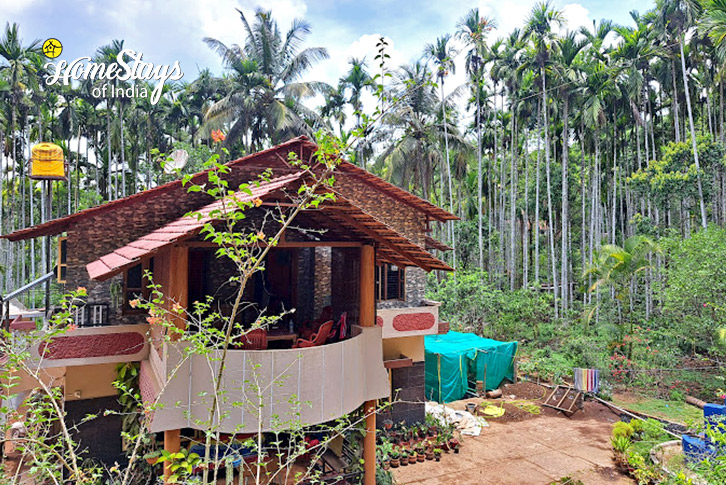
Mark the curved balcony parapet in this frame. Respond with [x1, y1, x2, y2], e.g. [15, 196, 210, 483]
[148, 325, 389, 434]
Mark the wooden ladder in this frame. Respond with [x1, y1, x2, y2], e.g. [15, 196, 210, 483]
[542, 385, 583, 416]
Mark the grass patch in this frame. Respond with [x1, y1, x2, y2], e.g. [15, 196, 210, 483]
[612, 395, 703, 425]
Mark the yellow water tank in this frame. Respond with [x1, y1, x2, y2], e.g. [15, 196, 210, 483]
[30, 143, 66, 180]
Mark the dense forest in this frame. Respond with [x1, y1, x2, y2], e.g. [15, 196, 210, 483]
[2, 0, 726, 399]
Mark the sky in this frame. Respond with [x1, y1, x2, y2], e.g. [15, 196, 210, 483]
[1, 0, 656, 124]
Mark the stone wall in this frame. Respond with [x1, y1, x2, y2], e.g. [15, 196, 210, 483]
[381, 361, 426, 426]
[296, 248, 315, 323]
[65, 396, 124, 466]
[313, 247, 332, 316]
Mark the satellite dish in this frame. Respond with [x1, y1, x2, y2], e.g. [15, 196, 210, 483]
[164, 149, 189, 174]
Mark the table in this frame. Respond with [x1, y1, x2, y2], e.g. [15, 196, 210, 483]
[266, 330, 298, 345]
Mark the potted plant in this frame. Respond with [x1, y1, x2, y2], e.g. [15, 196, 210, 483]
[425, 446, 434, 460]
[390, 449, 400, 468]
[400, 450, 409, 466]
[378, 439, 393, 471]
[143, 450, 162, 466]
[433, 448, 442, 461]
[415, 443, 425, 462]
[383, 419, 394, 431]
[449, 438, 461, 454]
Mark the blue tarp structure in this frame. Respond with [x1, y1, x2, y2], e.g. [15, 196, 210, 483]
[424, 331, 518, 403]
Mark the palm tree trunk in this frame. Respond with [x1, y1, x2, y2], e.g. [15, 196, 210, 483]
[542, 68, 558, 316]
[439, 80, 456, 275]
[120, 103, 126, 197]
[509, 112, 517, 290]
[672, 58, 681, 143]
[560, 93, 569, 313]
[678, 36, 707, 228]
[534, 99, 541, 284]
[523, 128, 530, 289]
[107, 104, 113, 201]
[476, 79, 483, 270]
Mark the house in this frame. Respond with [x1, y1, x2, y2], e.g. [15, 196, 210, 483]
[1, 136, 456, 483]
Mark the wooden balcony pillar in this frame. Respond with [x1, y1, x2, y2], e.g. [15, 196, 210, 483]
[163, 429, 180, 482]
[359, 243, 376, 485]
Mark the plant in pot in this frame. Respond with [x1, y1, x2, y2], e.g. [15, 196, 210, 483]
[415, 443, 426, 462]
[389, 449, 401, 468]
[433, 448, 442, 461]
[425, 444, 434, 461]
[449, 437, 461, 453]
[400, 450, 409, 466]
[143, 450, 162, 466]
[383, 419, 394, 431]
[378, 439, 394, 471]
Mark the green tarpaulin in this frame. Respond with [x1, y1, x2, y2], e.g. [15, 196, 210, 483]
[424, 331, 518, 403]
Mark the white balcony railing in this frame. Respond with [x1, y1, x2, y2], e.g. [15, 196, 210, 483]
[146, 325, 389, 434]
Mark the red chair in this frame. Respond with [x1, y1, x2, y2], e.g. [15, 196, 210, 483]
[233, 328, 268, 350]
[327, 312, 348, 343]
[294, 320, 333, 348]
[299, 306, 333, 340]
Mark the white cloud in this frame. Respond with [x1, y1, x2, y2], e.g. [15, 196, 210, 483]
[562, 3, 592, 33]
[0, 0, 43, 15]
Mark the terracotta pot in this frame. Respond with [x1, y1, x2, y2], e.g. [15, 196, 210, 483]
[417, 453, 425, 462]
[425, 452, 434, 460]
[390, 458, 400, 468]
[400, 456, 409, 466]
[383, 460, 391, 470]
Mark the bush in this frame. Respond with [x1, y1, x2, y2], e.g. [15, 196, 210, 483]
[612, 421, 635, 440]
[426, 269, 551, 341]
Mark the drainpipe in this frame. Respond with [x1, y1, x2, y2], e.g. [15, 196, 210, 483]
[359, 244, 376, 485]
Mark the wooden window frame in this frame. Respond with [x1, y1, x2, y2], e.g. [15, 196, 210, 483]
[123, 258, 154, 313]
[57, 236, 68, 283]
[375, 263, 406, 301]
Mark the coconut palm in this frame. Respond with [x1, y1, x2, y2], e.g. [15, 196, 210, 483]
[203, 9, 330, 152]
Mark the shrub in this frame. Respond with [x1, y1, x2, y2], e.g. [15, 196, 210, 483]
[612, 421, 635, 440]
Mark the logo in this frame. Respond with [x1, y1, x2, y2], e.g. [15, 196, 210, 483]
[42, 38, 62, 59]
[44, 49, 183, 105]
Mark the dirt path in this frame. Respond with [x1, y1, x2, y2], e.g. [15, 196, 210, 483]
[392, 383, 634, 485]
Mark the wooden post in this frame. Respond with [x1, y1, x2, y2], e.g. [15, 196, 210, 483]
[166, 245, 188, 340]
[163, 429, 180, 482]
[359, 244, 376, 485]
[359, 244, 375, 328]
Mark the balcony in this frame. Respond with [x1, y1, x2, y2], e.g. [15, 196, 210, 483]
[144, 325, 389, 434]
[376, 300, 441, 339]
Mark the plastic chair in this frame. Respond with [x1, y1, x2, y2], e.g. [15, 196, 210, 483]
[294, 320, 333, 348]
[328, 312, 348, 343]
[233, 328, 268, 350]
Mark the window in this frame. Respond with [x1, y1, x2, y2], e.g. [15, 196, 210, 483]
[57, 237, 67, 283]
[123, 258, 154, 311]
[375, 264, 405, 301]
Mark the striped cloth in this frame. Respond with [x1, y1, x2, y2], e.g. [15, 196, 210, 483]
[573, 368, 600, 394]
